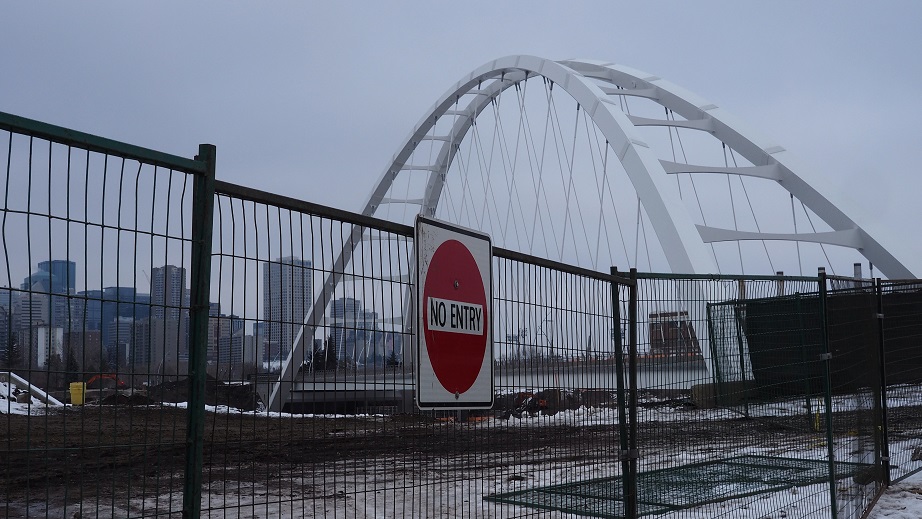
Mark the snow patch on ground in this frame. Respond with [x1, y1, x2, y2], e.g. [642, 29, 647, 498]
[0, 379, 53, 415]
[867, 472, 922, 518]
[7, 381, 922, 517]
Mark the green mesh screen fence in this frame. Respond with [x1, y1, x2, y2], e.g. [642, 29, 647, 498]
[707, 292, 827, 419]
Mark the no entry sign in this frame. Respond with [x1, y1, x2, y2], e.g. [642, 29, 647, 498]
[415, 216, 493, 409]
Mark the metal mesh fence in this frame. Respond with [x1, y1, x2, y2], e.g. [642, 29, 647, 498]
[823, 278, 883, 518]
[628, 274, 841, 519]
[879, 280, 922, 485]
[4, 110, 922, 519]
[489, 256, 630, 515]
[0, 113, 211, 517]
[199, 182, 424, 517]
[198, 182, 635, 518]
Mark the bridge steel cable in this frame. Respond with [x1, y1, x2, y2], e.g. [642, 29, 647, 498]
[558, 58, 913, 280]
[267, 55, 915, 411]
[366, 56, 717, 274]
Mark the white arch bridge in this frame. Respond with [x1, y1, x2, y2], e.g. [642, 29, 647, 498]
[267, 55, 914, 411]
[364, 55, 911, 278]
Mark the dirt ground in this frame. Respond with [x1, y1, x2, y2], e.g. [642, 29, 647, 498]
[1, 406, 830, 514]
[4, 396, 921, 518]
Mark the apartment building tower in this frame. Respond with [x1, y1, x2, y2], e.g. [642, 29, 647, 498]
[262, 256, 312, 361]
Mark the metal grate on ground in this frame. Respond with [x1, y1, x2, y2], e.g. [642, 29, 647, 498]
[485, 455, 873, 518]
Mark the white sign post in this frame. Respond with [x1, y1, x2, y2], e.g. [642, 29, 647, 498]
[415, 216, 493, 410]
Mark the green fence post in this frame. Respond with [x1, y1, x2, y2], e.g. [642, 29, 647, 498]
[627, 268, 639, 519]
[182, 144, 216, 519]
[610, 267, 635, 518]
[733, 301, 750, 417]
[875, 278, 891, 486]
[818, 268, 838, 519]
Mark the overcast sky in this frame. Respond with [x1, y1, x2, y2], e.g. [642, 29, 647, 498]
[2, 2, 921, 276]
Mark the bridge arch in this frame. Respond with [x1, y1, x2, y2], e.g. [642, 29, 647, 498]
[364, 55, 715, 275]
[268, 55, 914, 411]
[364, 55, 913, 278]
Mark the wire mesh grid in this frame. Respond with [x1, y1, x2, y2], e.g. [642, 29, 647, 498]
[0, 119, 205, 517]
[822, 280, 884, 518]
[627, 274, 839, 519]
[2, 110, 919, 519]
[201, 182, 637, 518]
[201, 184, 425, 517]
[879, 280, 922, 485]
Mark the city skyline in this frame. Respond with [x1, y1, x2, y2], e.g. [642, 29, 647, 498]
[1, 252, 404, 373]
[1, 254, 371, 372]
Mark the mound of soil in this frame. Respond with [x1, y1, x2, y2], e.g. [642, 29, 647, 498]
[147, 375, 260, 411]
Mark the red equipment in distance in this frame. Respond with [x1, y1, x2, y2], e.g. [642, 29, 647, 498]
[85, 374, 128, 389]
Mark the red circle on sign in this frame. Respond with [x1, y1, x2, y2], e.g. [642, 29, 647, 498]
[422, 239, 488, 395]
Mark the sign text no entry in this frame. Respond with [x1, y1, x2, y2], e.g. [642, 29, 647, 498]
[416, 217, 493, 409]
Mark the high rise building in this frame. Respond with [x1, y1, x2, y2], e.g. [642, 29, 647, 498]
[21, 259, 75, 293]
[37, 260, 76, 294]
[252, 321, 269, 361]
[137, 265, 189, 372]
[130, 317, 184, 374]
[151, 265, 186, 321]
[14, 293, 47, 330]
[72, 290, 103, 333]
[0, 289, 12, 365]
[207, 312, 243, 363]
[262, 256, 312, 361]
[215, 330, 263, 380]
[12, 292, 73, 370]
[0, 303, 10, 364]
[330, 297, 379, 362]
[331, 297, 360, 360]
[64, 330, 103, 372]
[218, 330, 260, 366]
[107, 316, 135, 368]
[0, 287, 15, 309]
[26, 324, 64, 369]
[98, 287, 148, 348]
[19, 260, 77, 332]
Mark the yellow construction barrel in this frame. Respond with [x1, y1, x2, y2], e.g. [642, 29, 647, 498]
[70, 382, 86, 405]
